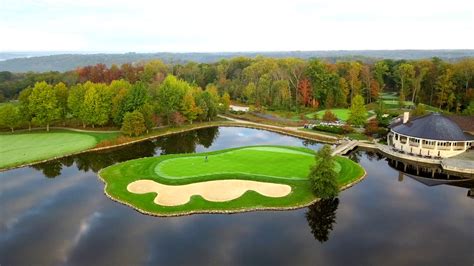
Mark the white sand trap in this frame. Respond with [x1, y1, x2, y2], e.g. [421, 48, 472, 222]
[127, 179, 292, 206]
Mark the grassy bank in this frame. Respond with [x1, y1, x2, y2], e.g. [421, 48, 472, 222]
[0, 130, 119, 169]
[99, 145, 365, 216]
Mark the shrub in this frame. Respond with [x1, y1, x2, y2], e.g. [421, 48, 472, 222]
[313, 125, 344, 134]
[95, 136, 134, 148]
[342, 124, 354, 134]
[322, 110, 337, 122]
[170, 112, 186, 126]
[365, 119, 379, 136]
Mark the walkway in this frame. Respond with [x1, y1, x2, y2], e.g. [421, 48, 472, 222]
[332, 140, 357, 156]
[377, 143, 474, 175]
[218, 115, 338, 140]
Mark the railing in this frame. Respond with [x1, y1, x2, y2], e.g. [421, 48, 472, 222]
[421, 145, 435, 149]
[409, 142, 419, 147]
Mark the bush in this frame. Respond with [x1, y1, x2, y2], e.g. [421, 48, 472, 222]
[170, 112, 186, 126]
[230, 110, 246, 115]
[322, 110, 337, 122]
[365, 119, 379, 136]
[313, 125, 344, 134]
[341, 124, 354, 134]
[95, 136, 134, 148]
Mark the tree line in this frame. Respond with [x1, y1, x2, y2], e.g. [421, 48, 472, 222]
[0, 56, 473, 132]
[0, 75, 228, 135]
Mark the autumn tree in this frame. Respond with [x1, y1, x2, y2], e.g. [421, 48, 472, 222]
[121, 110, 146, 136]
[298, 78, 312, 107]
[220, 92, 231, 112]
[348, 62, 362, 103]
[322, 110, 337, 122]
[181, 89, 199, 124]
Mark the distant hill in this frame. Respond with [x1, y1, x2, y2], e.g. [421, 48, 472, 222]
[1, 50, 473, 73]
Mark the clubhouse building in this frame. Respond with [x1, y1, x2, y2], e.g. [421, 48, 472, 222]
[387, 112, 474, 158]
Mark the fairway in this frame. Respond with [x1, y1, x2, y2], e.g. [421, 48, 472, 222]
[99, 145, 365, 216]
[0, 130, 118, 169]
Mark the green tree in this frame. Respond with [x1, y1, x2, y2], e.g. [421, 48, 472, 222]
[374, 61, 389, 92]
[54, 82, 69, 123]
[435, 68, 455, 110]
[348, 94, 367, 126]
[81, 82, 112, 127]
[395, 63, 415, 104]
[121, 110, 146, 136]
[109, 79, 132, 126]
[68, 84, 86, 126]
[139, 103, 155, 133]
[0, 104, 20, 132]
[411, 103, 427, 117]
[28, 81, 61, 131]
[156, 75, 188, 124]
[463, 101, 474, 115]
[243, 82, 256, 103]
[308, 145, 339, 199]
[18, 87, 33, 130]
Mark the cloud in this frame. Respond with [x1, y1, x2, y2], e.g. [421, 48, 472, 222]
[0, 0, 472, 52]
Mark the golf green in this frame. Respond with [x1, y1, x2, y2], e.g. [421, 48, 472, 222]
[0, 130, 118, 169]
[99, 145, 365, 216]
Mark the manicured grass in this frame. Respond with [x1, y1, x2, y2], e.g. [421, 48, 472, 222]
[0, 130, 119, 169]
[99, 145, 365, 216]
[306, 108, 363, 121]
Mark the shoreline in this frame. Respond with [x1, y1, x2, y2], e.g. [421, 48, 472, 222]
[96, 165, 367, 217]
[0, 120, 338, 172]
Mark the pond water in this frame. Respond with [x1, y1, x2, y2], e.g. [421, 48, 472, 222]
[1, 127, 473, 265]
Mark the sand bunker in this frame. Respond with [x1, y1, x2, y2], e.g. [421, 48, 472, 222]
[127, 179, 292, 206]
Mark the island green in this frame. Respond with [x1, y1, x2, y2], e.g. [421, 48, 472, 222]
[99, 145, 365, 216]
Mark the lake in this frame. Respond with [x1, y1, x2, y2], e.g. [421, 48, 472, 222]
[1, 127, 473, 265]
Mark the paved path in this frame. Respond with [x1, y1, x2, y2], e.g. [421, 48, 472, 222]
[218, 115, 338, 140]
[332, 140, 358, 156]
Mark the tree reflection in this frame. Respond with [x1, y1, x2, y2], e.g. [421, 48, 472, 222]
[30, 160, 63, 178]
[196, 127, 219, 148]
[305, 197, 339, 243]
[347, 149, 361, 163]
[30, 127, 220, 178]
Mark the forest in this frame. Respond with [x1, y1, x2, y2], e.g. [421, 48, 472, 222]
[0, 56, 473, 134]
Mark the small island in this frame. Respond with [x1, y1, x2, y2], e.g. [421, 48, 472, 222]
[98, 145, 365, 216]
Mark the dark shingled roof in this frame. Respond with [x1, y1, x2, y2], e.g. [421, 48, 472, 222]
[391, 113, 474, 141]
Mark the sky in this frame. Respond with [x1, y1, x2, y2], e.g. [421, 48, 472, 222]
[0, 0, 473, 52]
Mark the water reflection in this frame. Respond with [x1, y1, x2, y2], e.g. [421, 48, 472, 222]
[30, 127, 221, 177]
[383, 152, 474, 198]
[1, 127, 473, 265]
[305, 198, 339, 243]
